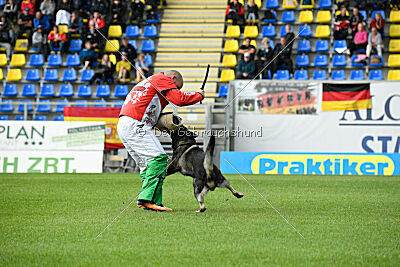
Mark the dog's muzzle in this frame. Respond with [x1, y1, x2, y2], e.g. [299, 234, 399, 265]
[154, 112, 182, 131]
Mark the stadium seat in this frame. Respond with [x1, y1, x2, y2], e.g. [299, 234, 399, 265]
[69, 39, 82, 52]
[66, 54, 80, 67]
[36, 100, 51, 113]
[55, 100, 68, 113]
[359, 10, 367, 20]
[6, 69, 22, 81]
[59, 84, 74, 97]
[244, 26, 258, 38]
[315, 40, 329, 52]
[40, 84, 55, 97]
[300, 0, 314, 8]
[351, 55, 366, 67]
[316, 26, 330, 38]
[297, 40, 311, 53]
[299, 11, 313, 23]
[390, 25, 400, 37]
[126, 25, 140, 38]
[18, 100, 33, 112]
[48, 54, 62, 67]
[263, 10, 277, 23]
[369, 55, 383, 67]
[113, 100, 124, 107]
[33, 115, 47, 121]
[318, 0, 331, 8]
[10, 54, 25, 67]
[58, 24, 68, 34]
[222, 55, 237, 67]
[280, 25, 292, 37]
[333, 40, 347, 52]
[14, 39, 29, 52]
[218, 85, 228, 97]
[265, 0, 279, 8]
[105, 40, 120, 52]
[350, 70, 364, 80]
[96, 85, 111, 98]
[313, 70, 327, 80]
[389, 39, 400, 52]
[128, 40, 138, 50]
[29, 54, 44, 67]
[226, 25, 240, 38]
[15, 115, 25, 120]
[281, 11, 295, 23]
[0, 53, 7, 66]
[77, 85, 92, 97]
[143, 25, 157, 38]
[141, 40, 155, 52]
[294, 70, 308, 80]
[0, 99, 13, 112]
[81, 69, 94, 82]
[93, 100, 106, 107]
[283, 0, 296, 9]
[114, 85, 129, 98]
[317, 10, 331, 23]
[24, 69, 40, 82]
[62, 69, 77, 82]
[388, 70, 400, 80]
[314, 55, 328, 67]
[220, 69, 235, 82]
[298, 25, 312, 38]
[108, 25, 122, 38]
[53, 115, 64, 121]
[295, 54, 310, 68]
[388, 55, 400, 67]
[75, 100, 88, 107]
[3, 84, 17, 96]
[262, 25, 276, 38]
[390, 10, 400, 22]
[331, 70, 346, 80]
[276, 70, 290, 80]
[146, 11, 159, 23]
[0, 115, 9, 120]
[371, 10, 385, 20]
[369, 70, 383, 80]
[332, 55, 346, 67]
[21, 84, 37, 97]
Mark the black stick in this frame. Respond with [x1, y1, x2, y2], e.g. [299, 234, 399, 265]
[200, 64, 210, 104]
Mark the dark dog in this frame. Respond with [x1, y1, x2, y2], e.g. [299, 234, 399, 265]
[166, 126, 244, 212]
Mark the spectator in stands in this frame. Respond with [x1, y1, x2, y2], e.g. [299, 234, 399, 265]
[336, 0, 349, 9]
[110, 0, 125, 28]
[56, 0, 71, 25]
[116, 52, 131, 83]
[135, 53, 150, 81]
[354, 0, 365, 10]
[21, 0, 35, 15]
[88, 54, 115, 84]
[48, 25, 67, 53]
[79, 41, 98, 72]
[284, 24, 295, 55]
[225, 0, 244, 25]
[238, 52, 255, 79]
[333, 7, 350, 40]
[17, 8, 34, 39]
[257, 38, 273, 79]
[85, 20, 102, 49]
[146, 0, 158, 20]
[40, 0, 56, 22]
[33, 11, 51, 31]
[68, 11, 83, 38]
[390, 0, 400, 10]
[350, 8, 365, 35]
[89, 11, 105, 33]
[366, 26, 383, 58]
[0, 16, 15, 44]
[32, 25, 48, 55]
[91, 0, 108, 15]
[119, 37, 137, 63]
[0, 21, 12, 60]
[239, 37, 256, 60]
[369, 12, 385, 35]
[246, 0, 258, 26]
[3, 0, 18, 21]
[345, 23, 368, 56]
[272, 37, 293, 76]
[131, 0, 145, 24]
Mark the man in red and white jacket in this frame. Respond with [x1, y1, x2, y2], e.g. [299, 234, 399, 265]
[117, 70, 204, 211]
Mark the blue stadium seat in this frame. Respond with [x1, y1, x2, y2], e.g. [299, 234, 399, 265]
[69, 39, 82, 52]
[114, 85, 129, 98]
[141, 40, 155, 52]
[262, 25, 276, 38]
[333, 40, 347, 52]
[371, 10, 385, 20]
[218, 85, 228, 97]
[332, 55, 346, 67]
[144, 54, 153, 67]
[66, 54, 80, 67]
[280, 25, 293, 37]
[297, 40, 311, 53]
[36, 100, 51, 113]
[314, 55, 328, 67]
[18, 100, 33, 112]
[298, 25, 312, 38]
[25, 69, 40, 81]
[77, 85, 92, 97]
[81, 69, 94, 82]
[34, 115, 47, 121]
[40, 84, 55, 97]
[295, 54, 310, 67]
[21, 84, 37, 97]
[3, 84, 18, 96]
[62, 69, 77, 82]
[265, 0, 279, 8]
[94, 100, 106, 107]
[331, 70, 346, 80]
[44, 69, 59, 81]
[294, 70, 308, 80]
[75, 100, 88, 107]
[146, 12, 159, 23]
[29, 54, 44, 67]
[96, 85, 110, 98]
[15, 115, 25, 120]
[126, 25, 140, 38]
[55, 100, 68, 113]
[59, 84, 74, 97]
[113, 100, 124, 107]
[318, 0, 332, 8]
[53, 115, 64, 121]
[263, 11, 277, 23]
[359, 10, 367, 20]
[0, 99, 13, 112]
[369, 69, 383, 80]
[276, 70, 290, 80]
[282, 11, 295, 23]
[143, 25, 157, 38]
[351, 55, 366, 67]
[370, 55, 383, 67]
[313, 70, 327, 80]
[269, 40, 275, 50]
[0, 115, 9, 120]
[350, 70, 364, 80]
[128, 40, 138, 50]
[47, 54, 62, 67]
[315, 40, 329, 52]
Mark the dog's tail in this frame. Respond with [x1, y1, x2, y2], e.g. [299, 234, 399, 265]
[204, 135, 215, 179]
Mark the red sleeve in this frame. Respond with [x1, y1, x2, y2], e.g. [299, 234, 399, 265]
[98, 18, 105, 28]
[238, 4, 244, 15]
[61, 33, 67, 41]
[47, 32, 54, 41]
[225, 5, 230, 15]
[369, 18, 376, 29]
[165, 90, 203, 106]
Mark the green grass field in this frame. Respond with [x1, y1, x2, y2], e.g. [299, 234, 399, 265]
[0, 173, 399, 266]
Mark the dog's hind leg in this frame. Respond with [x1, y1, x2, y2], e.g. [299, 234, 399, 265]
[221, 180, 244, 199]
[194, 180, 209, 212]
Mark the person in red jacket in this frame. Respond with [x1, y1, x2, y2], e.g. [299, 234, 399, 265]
[225, 0, 244, 25]
[21, 0, 35, 15]
[369, 12, 385, 35]
[47, 26, 67, 53]
[117, 70, 204, 211]
[89, 11, 105, 30]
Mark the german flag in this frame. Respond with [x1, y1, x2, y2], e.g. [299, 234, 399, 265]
[322, 83, 371, 111]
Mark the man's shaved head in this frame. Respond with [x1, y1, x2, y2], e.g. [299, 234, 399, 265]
[165, 70, 184, 89]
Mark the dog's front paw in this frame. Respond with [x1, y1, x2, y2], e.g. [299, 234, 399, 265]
[195, 208, 206, 213]
[235, 193, 244, 198]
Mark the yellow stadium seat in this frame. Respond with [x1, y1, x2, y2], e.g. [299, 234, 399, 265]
[58, 24, 68, 34]
[244, 26, 258, 38]
[388, 55, 400, 67]
[109, 54, 117, 65]
[105, 40, 120, 52]
[0, 54, 7, 67]
[390, 25, 400, 37]
[389, 40, 400, 52]
[224, 40, 239, 52]
[222, 55, 237, 67]
[255, 0, 261, 8]
[390, 10, 400, 22]
[388, 70, 400, 80]
[0, 69, 3, 81]
[10, 54, 26, 67]
[242, 39, 257, 48]
[299, 11, 314, 23]
[108, 25, 122, 38]
[316, 25, 330, 38]
[283, 0, 296, 9]
[226, 25, 240, 38]
[220, 69, 235, 82]
[6, 68, 22, 81]
[300, 0, 314, 8]
[317, 10, 331, 23]
[14, 39, 29, 52]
